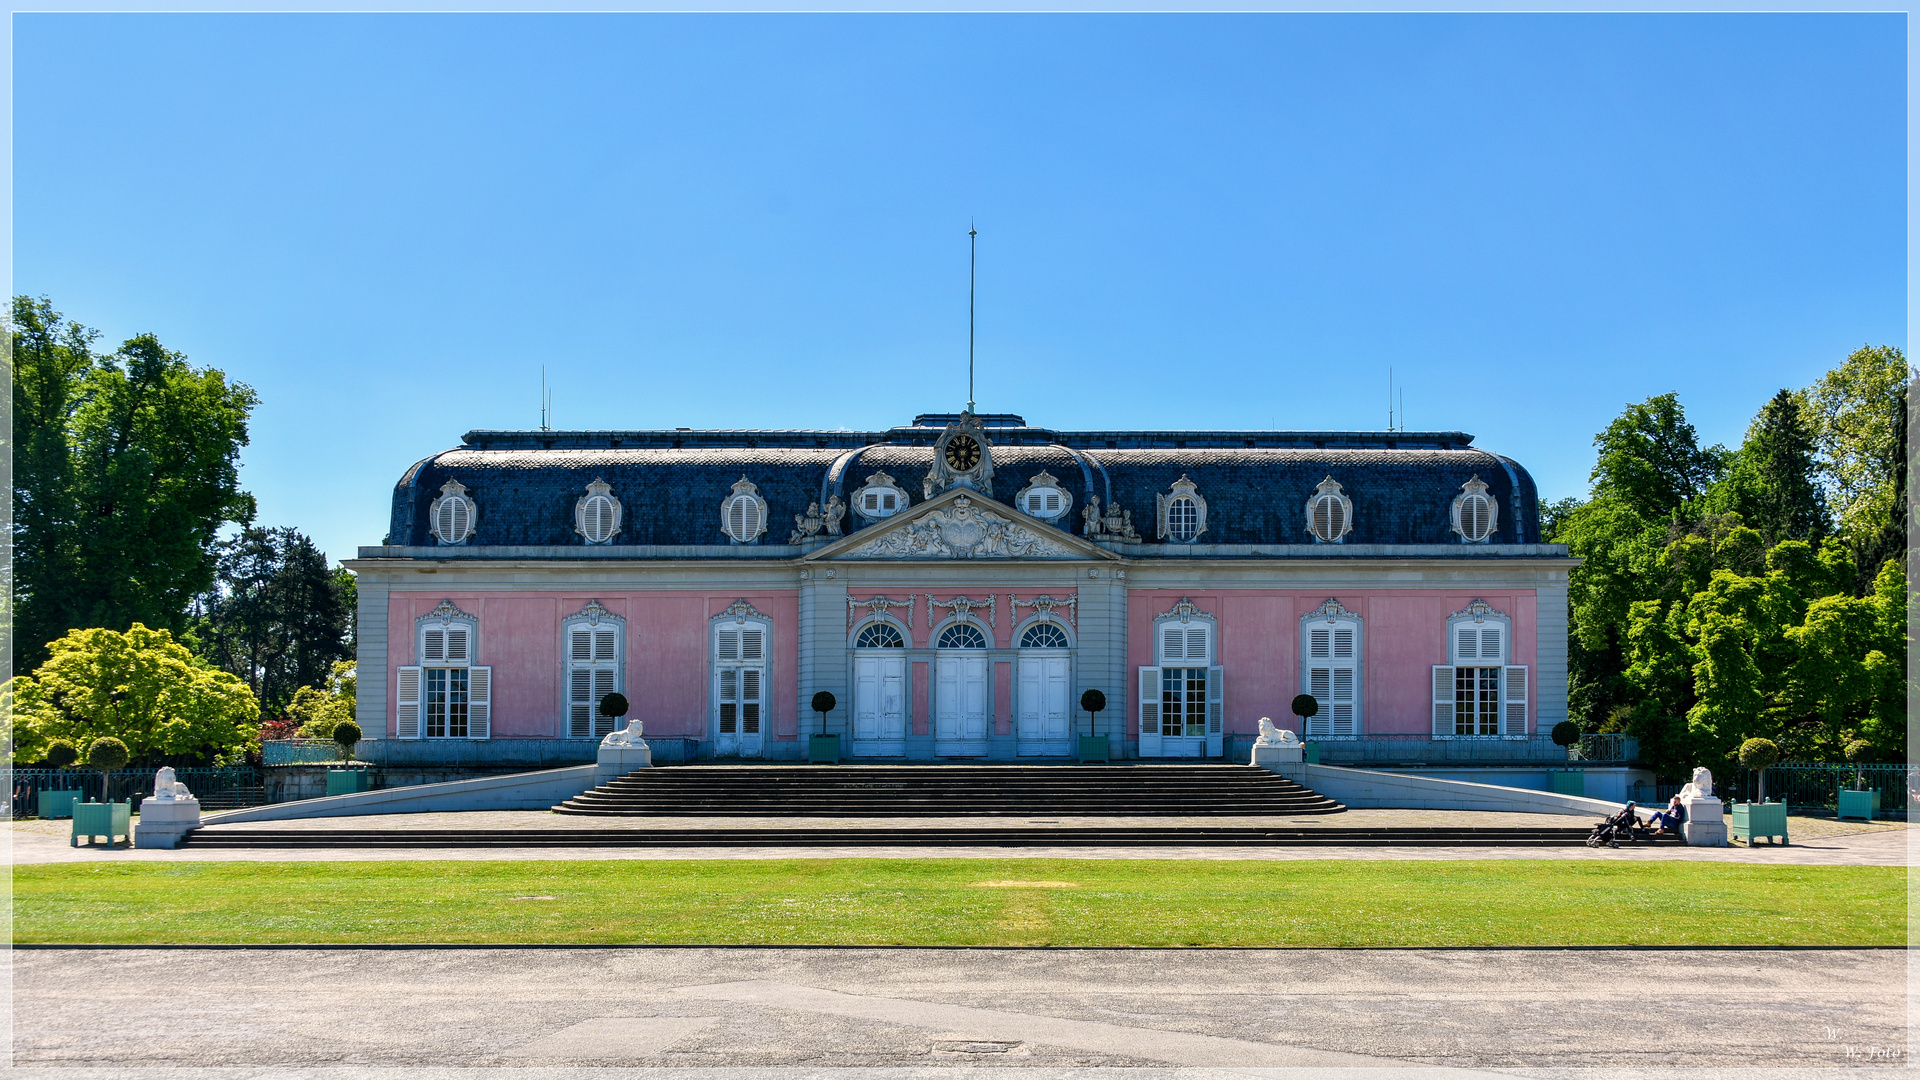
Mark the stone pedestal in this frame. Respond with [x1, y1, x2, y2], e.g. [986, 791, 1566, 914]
[595, 721, 653, 785]
[1679, 794, 1726, 847]
[135, 796, 202, 848]
[1251, 741, 1305, 782]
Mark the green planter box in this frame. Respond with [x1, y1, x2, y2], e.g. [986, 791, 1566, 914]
[1732, 801, 1789, 845]
[325, 769, 374, 796]
[808, 734, 841, 765]
[1303, 742, 1321, 764]
[1078, 735, 1111, 763]
[1837, 789, 1879, 821]
[37, 790, 82, 819]
[1549, 771, 1586, 797]
[71, 801, 131, 847]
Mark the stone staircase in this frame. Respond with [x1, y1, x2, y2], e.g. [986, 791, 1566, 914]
[552, 763, 1344, 817]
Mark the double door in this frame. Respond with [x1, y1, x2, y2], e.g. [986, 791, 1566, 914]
[851, 653, 907, 756]
[1016, 654, 1071, 756]
[934, 653, 989, 756]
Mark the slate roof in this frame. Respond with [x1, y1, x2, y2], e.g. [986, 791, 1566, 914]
[387, 418, 1540, 550]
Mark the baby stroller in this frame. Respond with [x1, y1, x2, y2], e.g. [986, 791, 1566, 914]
[1586, 802, 1647, 848]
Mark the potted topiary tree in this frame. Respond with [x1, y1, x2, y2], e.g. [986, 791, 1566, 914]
[809, 691, 839, 764]
[1733, 737, 1787, 844]
[1549, 722, 1586, 796]
[39, 740, 82, 819]
[325, 720, 371, 796]
[1291, 695, 1318, 763]
[1078, 689, 1108, 762]
[73, 737, 132, 847]
[1737, 737, 1781, 802]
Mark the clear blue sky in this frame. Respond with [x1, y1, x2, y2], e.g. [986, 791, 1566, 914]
[16, 14, 1905, 566]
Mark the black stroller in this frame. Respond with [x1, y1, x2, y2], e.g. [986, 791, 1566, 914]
[1586, 802, 1649, 848]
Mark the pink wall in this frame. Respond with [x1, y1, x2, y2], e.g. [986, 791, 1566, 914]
[911, 661, 930, 735]
[386, 591, 800, 741]
[994, 661, 1012, 735]
[1127, 590, 1539, 738]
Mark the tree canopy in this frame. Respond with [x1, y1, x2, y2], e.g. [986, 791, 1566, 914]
[192, 526, 354, 713]
[11, 297, 257, 670]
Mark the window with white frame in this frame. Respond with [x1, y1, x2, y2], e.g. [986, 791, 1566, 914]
[855, 621, 906, 648]
[937, 622, 989, 649]
[564, 607, 623, 737]
[1155, 475, 1208, 543]
[1306, 476, 1352, 543]
[1300, 601, 1361, 736]
[1020, 621, 1070, 649]
[1450, 475, 1498, 543]
[851, 470, 908, 520]
[720, 477, 769, 544]
[429, 480, 477, 545]
[397, 605, 490, 740]
[714, 615, 768, 739]
[575, 479, 622, 545]
[1156, 618, 1216, 738]
[1432, 601, 1527, 737]
[1015, 471, 1072, 522]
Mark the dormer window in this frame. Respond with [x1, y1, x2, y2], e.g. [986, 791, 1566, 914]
[429, 480, 477, 545]
[1306, 476, 1353, 543]
[1015, 471, 1072, 522]
[720, 477, 768, 544]
[1155, 475, 1208, 543]
[1451, 475, 1499, 543]
[850, 471, 909, 520]
[574, 479, 622, 545]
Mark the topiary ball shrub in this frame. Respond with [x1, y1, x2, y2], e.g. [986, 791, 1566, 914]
[599, 692, 630, 719]
[1844, 738, 1873, 763]
[1290, 694, 1319, 720]
[1080, 689, 1106, 714]
[1551, 721, 1581, 747]
[332, 720, 362, 761]
[1736, 737, 1781, 772]
[810, 691, 836, 715]
[86, 737, 129, 773]
[43, 739, 79, 770]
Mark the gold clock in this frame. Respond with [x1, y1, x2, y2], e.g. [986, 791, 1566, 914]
[943, 435, 982, 471]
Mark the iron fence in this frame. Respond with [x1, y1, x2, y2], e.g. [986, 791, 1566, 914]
[5, 766, 267, 818]
[1570, 734, 1638, 763]
[1722, 763, 1913, 814]
[1308, 734, 1573, 765]
[263, 739, 352, 766]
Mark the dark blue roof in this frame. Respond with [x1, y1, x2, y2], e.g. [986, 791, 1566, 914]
[388, 421, 1539, 549]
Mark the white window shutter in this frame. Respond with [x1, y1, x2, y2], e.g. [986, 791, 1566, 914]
[1456, 627, 1476, 662]
[1503, 665, 1528, 735]
[742, 669, 762, 733]
[1332, 667, 1355, 736]
[1206, 666, 1223, 735]
[593, 668, 617, 735]
[570, 629, 591, 661]
[467, 666, 491, 739]
[1161, 626, 1183, 663]
[1310, 628, 1330, 659]
[595, 629, 616, 662]
[1307, 666, 1331, 736]
[396, 666, 422, 738]
[569, 666, 592, 738]
[1482, 628, 1502, 662]
[742, 629, 764, 661]
[717, 629, 739, 662]
[1187, 627, 1208, 662]
[1432, 665, 1455, 737]
[446, 627, 468, 663]
[1137, 666, 1162, 755]
[423, 629, 445, 663]
[1333, 627, 1354, 659]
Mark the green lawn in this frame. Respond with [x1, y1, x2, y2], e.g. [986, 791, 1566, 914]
[12, 859, 1903, 947]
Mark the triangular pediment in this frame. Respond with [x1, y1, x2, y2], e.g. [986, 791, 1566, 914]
[803, 488, 1118, 562]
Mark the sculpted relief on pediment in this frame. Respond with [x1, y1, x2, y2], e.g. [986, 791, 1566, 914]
[841, 496, 1078, 560]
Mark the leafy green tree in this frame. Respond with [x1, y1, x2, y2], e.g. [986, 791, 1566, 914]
[8, 624, 258, 763]
[1590, 393, 1727, 521]
[286, 661, 357, 741]
[10, 297, 258, 670]
[1805, 345, 1911, 591]
[193, 527, 352, 711]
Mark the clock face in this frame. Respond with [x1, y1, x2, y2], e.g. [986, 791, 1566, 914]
[944, 435, 982, 471]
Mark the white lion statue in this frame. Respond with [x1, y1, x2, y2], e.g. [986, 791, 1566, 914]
[149, 767, 191, 801]
[1680, 766, 1714, 801]
[1254, 717, 1299, 747]
[600, 718, 646, 747]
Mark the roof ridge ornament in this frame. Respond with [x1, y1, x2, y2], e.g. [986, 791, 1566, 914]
[1306, 597, 1360, 623]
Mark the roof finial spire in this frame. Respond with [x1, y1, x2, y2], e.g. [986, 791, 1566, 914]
[967, 220, 977, 414]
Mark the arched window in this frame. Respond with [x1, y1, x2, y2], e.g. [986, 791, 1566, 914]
[937, 622, 989, 649]
[1434, 600, 1526, 737]
[855, 622, 906, 649]
[1451, 475, 1499, 543]
[398, 602, 489, 741]
[720, 477, 768, 544]
[1140, 601, 1220, 752]
[563, 603, 623, 738]
[1306, 476, 1353, 543]
[1155, 475, 1208, 543]
[851, 470, 908, 520]
[1020, 622, 1070, 649]
[1300, 600, 1361, 737]
[1015, 471, 1073, 522]
[429, 480, 477, 545]
[575, 480, 622, 545]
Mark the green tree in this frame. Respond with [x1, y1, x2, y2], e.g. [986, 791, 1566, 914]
[286, 660, 357, 741]
[10, 297, 258, 670]
[193, 527, 352, 711]
[1708, 390, 1828, 547]
[1805, 345, 1911, 591]
[1590, 393, 1727, 521]
[7, 623, 259, 763]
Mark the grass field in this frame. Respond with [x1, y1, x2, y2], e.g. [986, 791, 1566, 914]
[12, 859, 1903, 947]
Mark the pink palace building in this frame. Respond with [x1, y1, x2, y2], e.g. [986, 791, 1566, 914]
[344, 411, 1576, 766]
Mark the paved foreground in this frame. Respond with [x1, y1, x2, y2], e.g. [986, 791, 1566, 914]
[11, 946, 1906, 1074]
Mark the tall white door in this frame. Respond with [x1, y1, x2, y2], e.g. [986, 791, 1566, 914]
[851, 653, 906, 756]
[934, 654, 989, 755]
[714, 624, 766, 757]
[1016, 655, 1071, 756]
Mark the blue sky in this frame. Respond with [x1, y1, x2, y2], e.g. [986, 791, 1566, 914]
[15, 14, 1905, 566]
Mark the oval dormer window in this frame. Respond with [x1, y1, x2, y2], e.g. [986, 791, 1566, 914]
[429, 481, 477, 545]
[1451, 475, 1499, 543]
[1015, 471, 1072, 522]
[720, 477, 768, 544]
[1306, 476, 1353, 543]
[851, 470, 908, 520]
